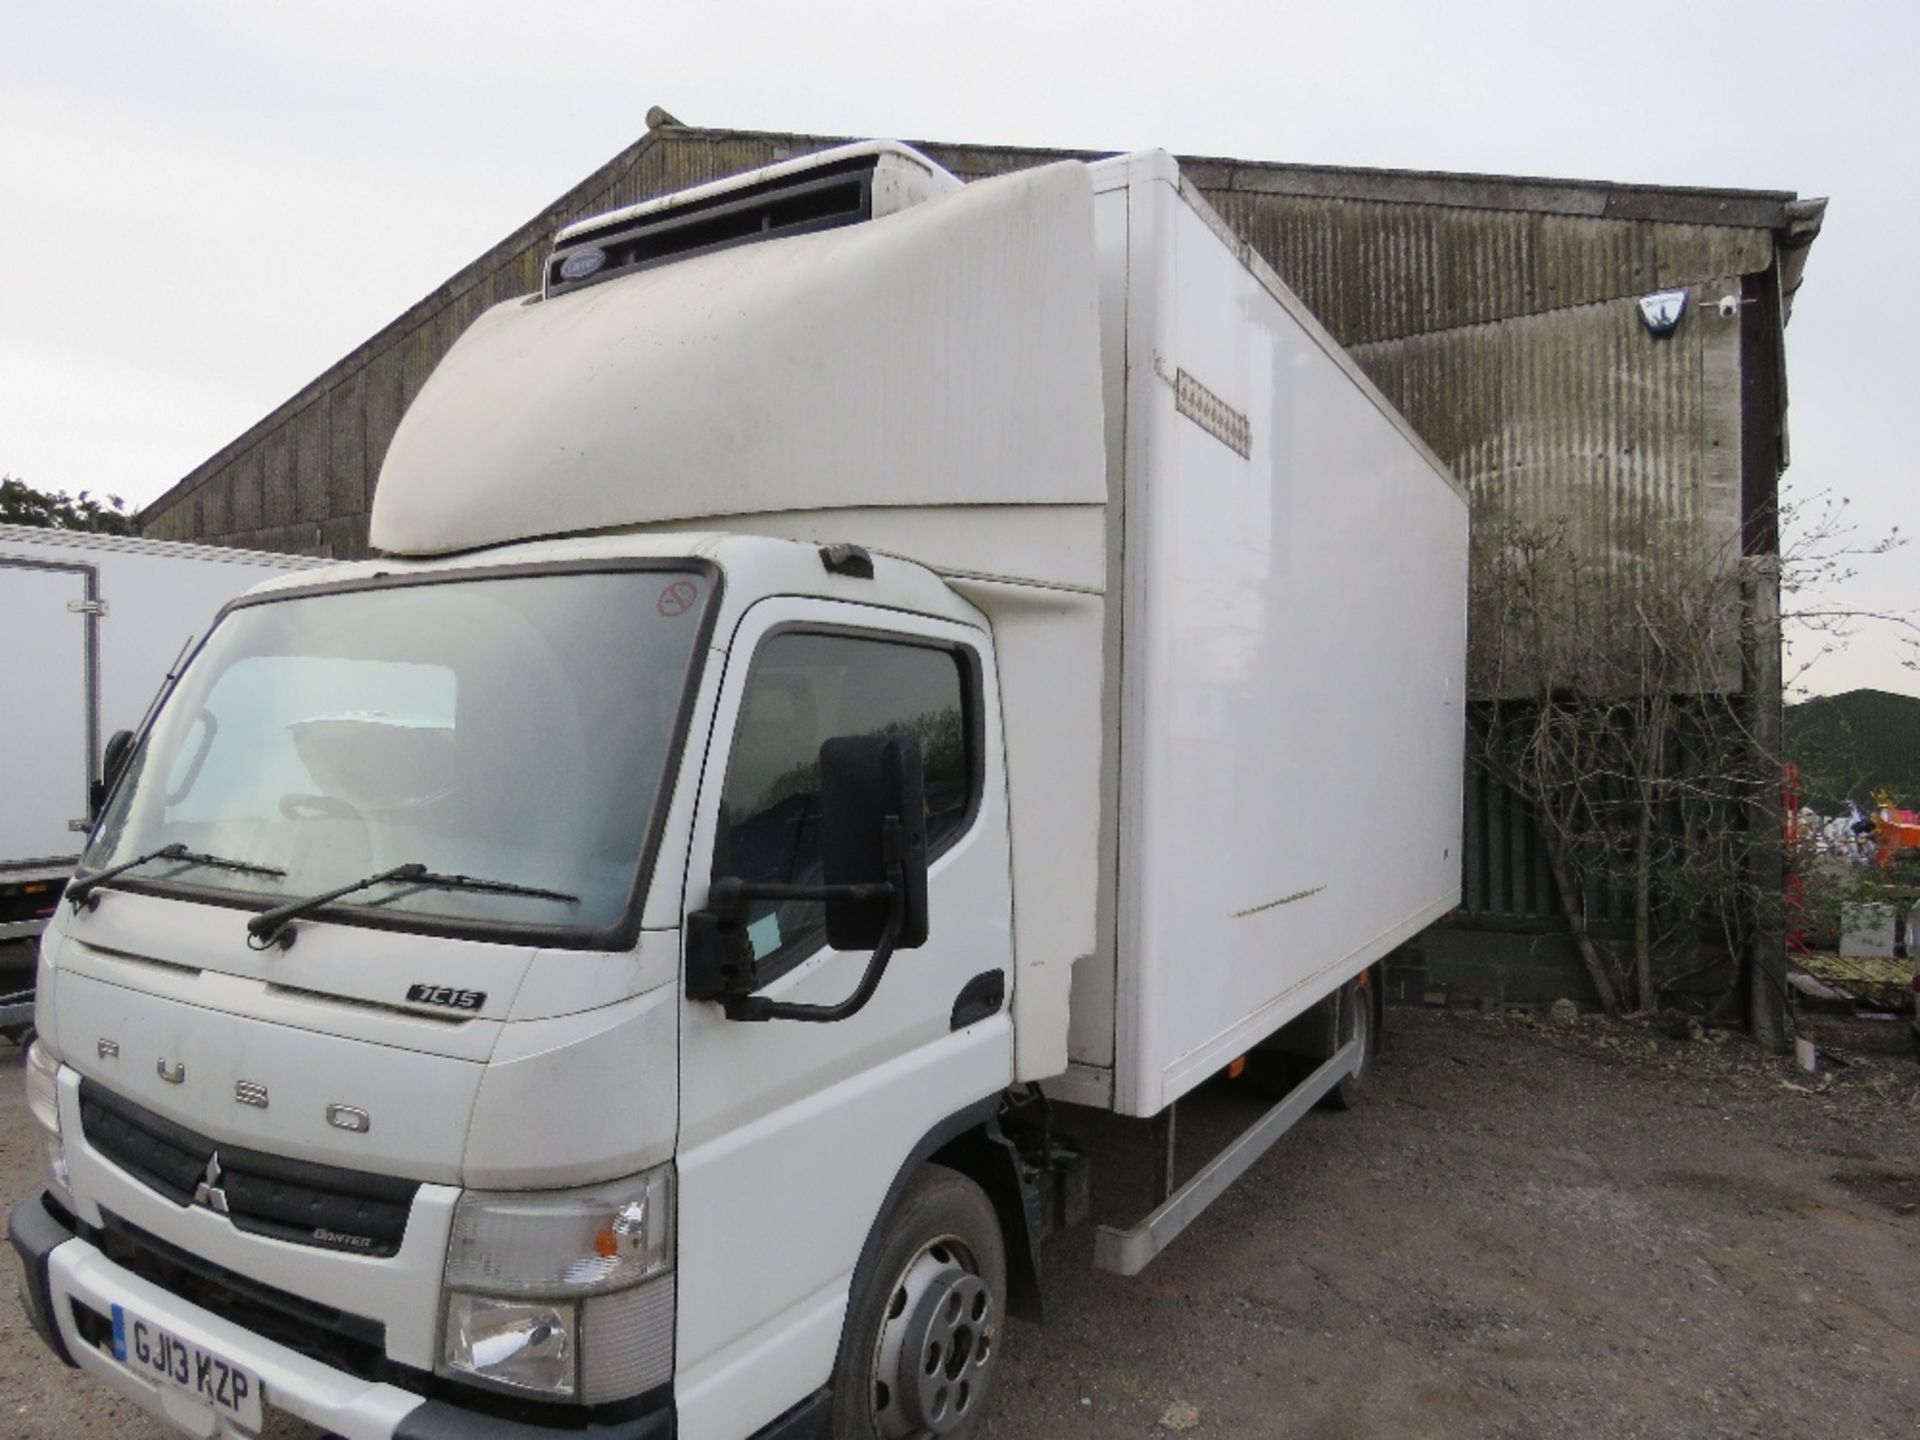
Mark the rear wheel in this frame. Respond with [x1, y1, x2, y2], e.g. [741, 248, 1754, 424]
[831, 1165, 1007, 1440]
[1321, 973, 1376, 1111]
[1234, 968, 1381, 1103]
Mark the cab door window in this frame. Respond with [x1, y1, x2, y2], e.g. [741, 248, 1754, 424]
[717, 631, 974, 968]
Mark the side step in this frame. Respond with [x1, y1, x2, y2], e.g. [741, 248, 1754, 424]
[1092, 1037, 1361, 1276]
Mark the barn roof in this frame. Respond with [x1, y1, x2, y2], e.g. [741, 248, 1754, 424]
[140, 109, 1823, 546]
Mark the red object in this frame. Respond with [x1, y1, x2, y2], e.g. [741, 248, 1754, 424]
[1785, 872, 1808, 953]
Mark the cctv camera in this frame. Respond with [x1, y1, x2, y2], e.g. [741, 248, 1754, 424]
[1716, 295, 1741, 318]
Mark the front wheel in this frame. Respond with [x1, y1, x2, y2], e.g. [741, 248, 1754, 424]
[830, 1165, 1007, 1439]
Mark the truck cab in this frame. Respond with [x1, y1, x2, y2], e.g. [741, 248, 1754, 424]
[19, 531, 1024, 1439]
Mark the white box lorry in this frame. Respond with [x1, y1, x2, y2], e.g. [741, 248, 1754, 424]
[12, 143, 1467, 1440]
[0, 527, 325, 1029]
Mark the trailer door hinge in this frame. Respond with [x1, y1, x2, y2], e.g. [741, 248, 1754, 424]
[68, 818, 93, 833]
[67, 599, 108, 616]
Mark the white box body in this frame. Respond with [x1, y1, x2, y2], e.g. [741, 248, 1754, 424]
[1067, 155, 1469, 1114]
[0, 526, 326, 886]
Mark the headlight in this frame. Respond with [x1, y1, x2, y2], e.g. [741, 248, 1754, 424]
[445, 1296, 576, 1398]
[441, 1167, 674, 1403]
[23, 1041, 71, 1210]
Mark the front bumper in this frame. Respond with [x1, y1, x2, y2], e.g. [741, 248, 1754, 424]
[10, 1191, 673, 1439]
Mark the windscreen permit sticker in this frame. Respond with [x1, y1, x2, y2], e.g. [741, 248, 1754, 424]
[747, 913, 781, 960]
[658, 581, 699, 618]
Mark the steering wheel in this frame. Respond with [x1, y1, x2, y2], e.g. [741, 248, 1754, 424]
[278, 793, 363, 822]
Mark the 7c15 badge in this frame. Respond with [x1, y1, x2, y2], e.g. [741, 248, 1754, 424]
[405, 984, 487, 1012]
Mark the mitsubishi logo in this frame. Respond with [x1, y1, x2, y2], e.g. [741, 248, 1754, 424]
[192, 1152, 230, 1215]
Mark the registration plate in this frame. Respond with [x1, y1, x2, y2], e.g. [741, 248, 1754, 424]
[111, 1304, 264, 1431]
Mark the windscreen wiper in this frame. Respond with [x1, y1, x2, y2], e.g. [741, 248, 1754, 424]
[67, 844, 286, 911]
[246, 864, 579, 950]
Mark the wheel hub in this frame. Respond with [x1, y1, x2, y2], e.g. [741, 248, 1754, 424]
[873, 1240, 997, 1437]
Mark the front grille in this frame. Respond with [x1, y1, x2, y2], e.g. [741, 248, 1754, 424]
[78, 1078, 419, 1258]
[90, 1212, 390, 1378]
[79, 1082, 208, 1205]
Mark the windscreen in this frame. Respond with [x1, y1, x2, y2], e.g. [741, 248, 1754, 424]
[85, 567, 711, 938]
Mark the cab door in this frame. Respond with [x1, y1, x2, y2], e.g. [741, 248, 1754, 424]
[673, 597, 1014, 1440]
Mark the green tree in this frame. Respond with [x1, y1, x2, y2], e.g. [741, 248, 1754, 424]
[1, 475, 135, 534]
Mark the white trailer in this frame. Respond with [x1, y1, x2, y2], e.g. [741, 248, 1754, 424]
[14, 144, 1465, 1440]
[0, 526, 327, 947]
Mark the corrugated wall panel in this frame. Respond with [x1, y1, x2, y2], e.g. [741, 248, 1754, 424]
[229, 449, 263, 536]
[1210, 192, 1769, 349]
[328, 368, 367, 523]
[1351, 284, 1746, 697]
[1461, 709, 1635, 928]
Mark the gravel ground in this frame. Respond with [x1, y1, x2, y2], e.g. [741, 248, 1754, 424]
[2, 1003, 1916, 1439]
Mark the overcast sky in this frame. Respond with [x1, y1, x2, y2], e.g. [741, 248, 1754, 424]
[3, 0, 1913, 697]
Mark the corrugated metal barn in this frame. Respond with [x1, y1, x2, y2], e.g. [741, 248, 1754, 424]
[139, 113, 1824, 1014]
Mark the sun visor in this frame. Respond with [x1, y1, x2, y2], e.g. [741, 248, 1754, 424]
[371, 161, 1107, 557]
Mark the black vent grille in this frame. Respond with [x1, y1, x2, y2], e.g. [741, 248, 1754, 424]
[90, 1211, 389, 1375]
[546, 154, 880, 298]
[78, 1079, 419, 1258]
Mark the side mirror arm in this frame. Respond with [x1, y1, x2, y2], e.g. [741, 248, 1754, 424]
[687, 819, 908, 1024]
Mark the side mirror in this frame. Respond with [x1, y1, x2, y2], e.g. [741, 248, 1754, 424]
[685, 733, 930, 1023]
[90, 728, 137, 821]
[821, 733, 929, 951]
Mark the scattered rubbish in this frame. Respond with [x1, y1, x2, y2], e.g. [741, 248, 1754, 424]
[1654, 1012, 1706, 1042]
[1549, 998, 1578, 1025]
[1780, 1078, 1831, 1095]
[1161, 1400, 1201, 1431]
[1787, 970, 1852, 1008]
[1795, 1037, 1819, 1074]
[1423, 986, 1449, 1008]
[1794, 951, 1910, 1011]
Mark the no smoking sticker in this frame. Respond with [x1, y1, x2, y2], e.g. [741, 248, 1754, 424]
[658, 580, 699, 617]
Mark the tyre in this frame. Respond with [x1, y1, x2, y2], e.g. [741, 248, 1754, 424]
[830, 1164, 1007, 1440]
[1320, 973, 1376, 1111]
[1234, 969, 1381, 1103]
